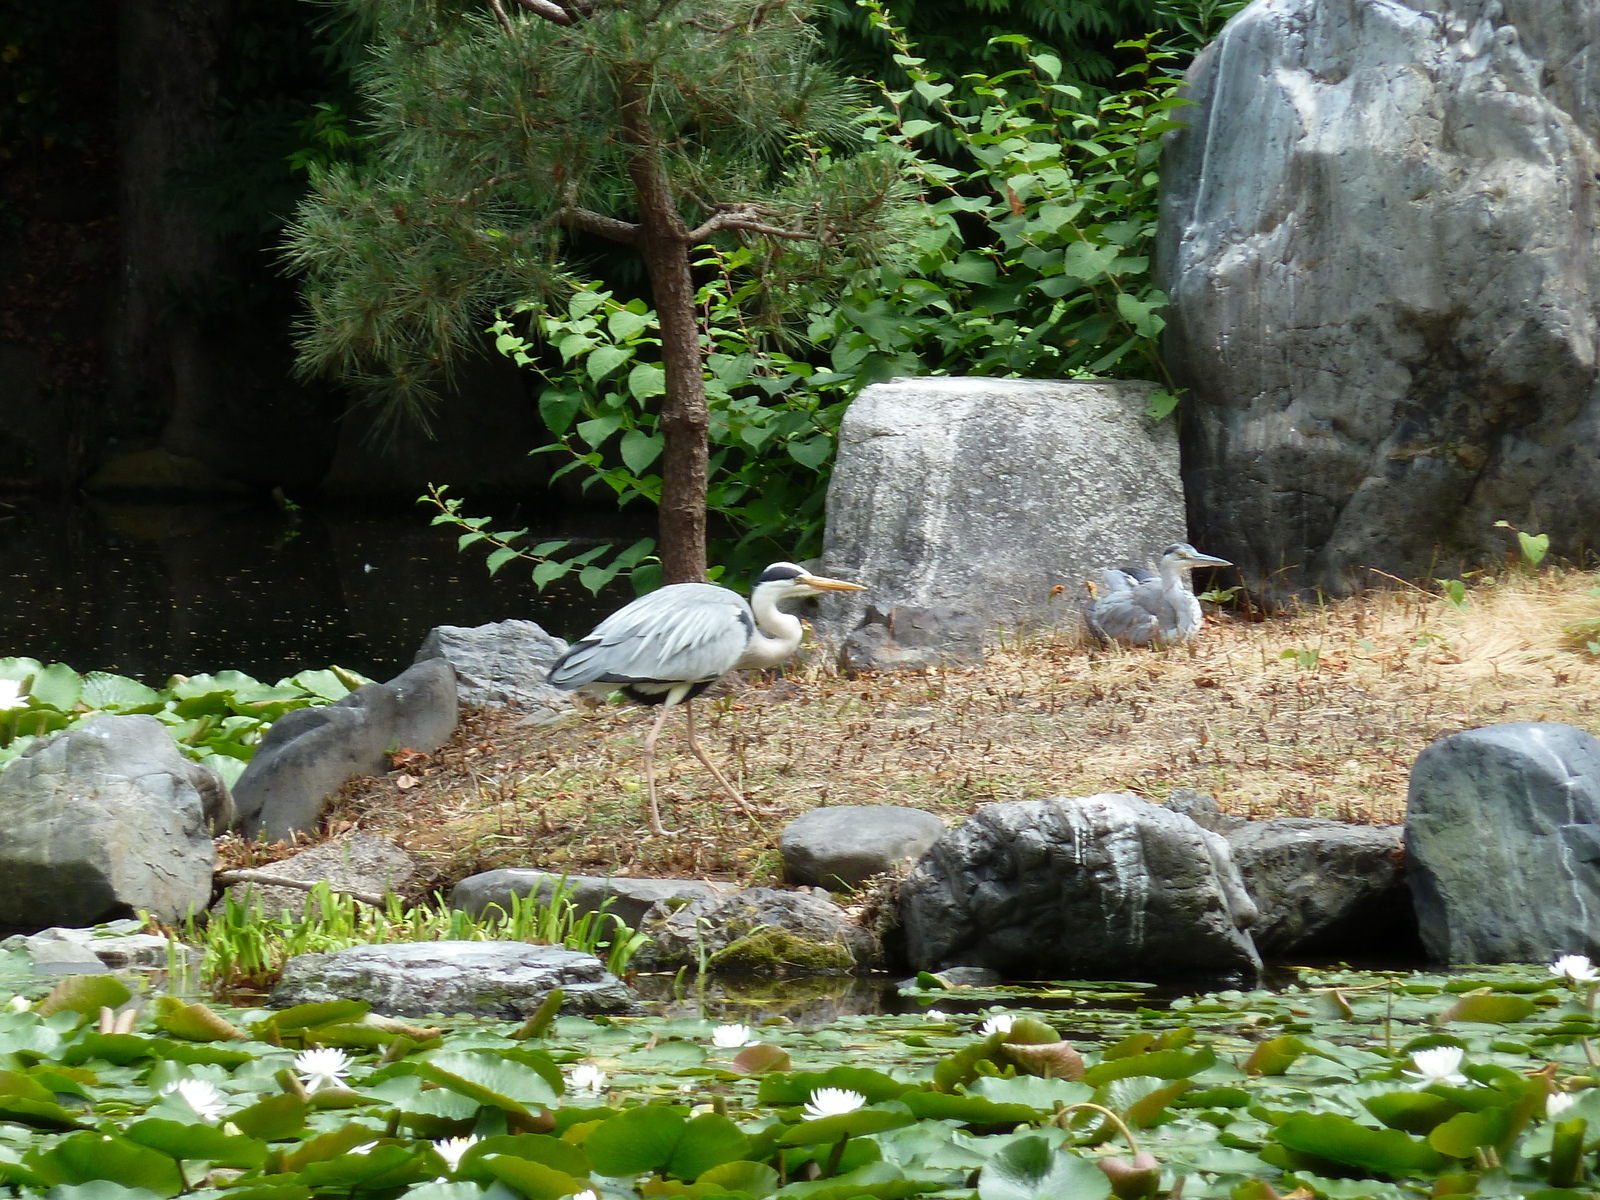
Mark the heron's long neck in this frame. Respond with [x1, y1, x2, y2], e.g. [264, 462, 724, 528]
[1160, 559, 1194, 596]
[739, 588, 804, 669]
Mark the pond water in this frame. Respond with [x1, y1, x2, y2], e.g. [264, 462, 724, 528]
[0, 496, 647, 684]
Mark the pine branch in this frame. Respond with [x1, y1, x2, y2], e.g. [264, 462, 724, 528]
[488, 0, 514, 33]
[555, 206, 640, 243]
[508, 0, 575, 25]
[688, 207, 821, 243]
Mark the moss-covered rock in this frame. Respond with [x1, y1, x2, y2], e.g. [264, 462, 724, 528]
[633, 887, 880, 976]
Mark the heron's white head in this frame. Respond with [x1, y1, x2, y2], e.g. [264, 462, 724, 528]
[1161, 543, 1232, 571]
[753, 562, 867, 601]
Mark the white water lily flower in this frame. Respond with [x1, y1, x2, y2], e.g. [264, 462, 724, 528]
[568, 1063, 607, 1095]
[161, 1079, 226, 1123]
[803, 1087, 866, 1120]
[434, 1135, 479, 1171]
[4, 995, 29, 1012]
[0, 681, 25, 712]
[572, 1191, 600, 1200]
[923, 1009, 948, 1022]
[711, 1023, 757, 1048]
[1405, 1046, 1468, 1089]
[979, 1013, 1014, 1037]
[294, 1047, 353, 1093]
[1547, 1092, 1579, 1118]
[349, 1142, 378, 1156]
[1550, 955, 1600, 984]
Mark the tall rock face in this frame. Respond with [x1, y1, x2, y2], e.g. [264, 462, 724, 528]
[1160, 0, 1600, 599]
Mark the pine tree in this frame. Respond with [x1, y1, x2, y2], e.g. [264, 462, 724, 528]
[284, 0, 914, 582]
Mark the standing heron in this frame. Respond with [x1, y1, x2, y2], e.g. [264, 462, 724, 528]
[1084, 542, 1232, 647]
[547, 562, 866, 834]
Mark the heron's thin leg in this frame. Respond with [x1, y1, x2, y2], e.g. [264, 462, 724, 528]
[641, 702, 678, 836]
[682, 701, 760, 817]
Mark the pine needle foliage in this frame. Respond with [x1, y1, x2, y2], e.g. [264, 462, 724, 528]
[283, 0, 916, 581]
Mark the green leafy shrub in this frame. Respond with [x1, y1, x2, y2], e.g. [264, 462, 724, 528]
[0, 659, 370, 785]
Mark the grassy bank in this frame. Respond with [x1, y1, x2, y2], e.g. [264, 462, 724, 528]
[242, 568, 1600, 893]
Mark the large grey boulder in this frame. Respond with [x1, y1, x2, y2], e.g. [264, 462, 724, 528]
[413, 619, 571, 712]
[780, 805, 947, 890]
[817, 378, 1184, 637]
[1227, 819, 1412, 959]
[233, 658, 458, 842]
[0, 715, 230, 928]
[1161, 0, 1600, 599]
[1407, 722, 1600, 964]
[270, 941, 635, 1018]
[634, 887, 881, 975]
[217, 834, 416, 919]
[901, 794, 1261, 980]
[838, 606, 986, 673]
[451, 869, 727, 930]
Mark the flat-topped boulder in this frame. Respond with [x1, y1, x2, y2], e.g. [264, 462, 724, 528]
[780, 805, 947, 890]
[270, 941, 635, 1018]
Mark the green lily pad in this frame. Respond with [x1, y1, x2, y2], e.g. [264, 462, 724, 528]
[976, 1136, 1111, 1200]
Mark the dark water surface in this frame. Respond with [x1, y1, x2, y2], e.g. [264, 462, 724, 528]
[0, 496, 646, 684]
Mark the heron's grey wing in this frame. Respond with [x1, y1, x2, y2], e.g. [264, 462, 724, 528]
[547, 583, 754, 690]
[1157, 590, 1204, 643]
[1085, 589, 1161, 646]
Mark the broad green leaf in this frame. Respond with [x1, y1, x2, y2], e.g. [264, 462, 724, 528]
[619, 429, 665, 474]
[37, 975, 131, 1020]
[1244, 1036, 1307, 1076]
[229, 1093, 310, 1140]
[123, 1119, 266, 1169]
[942, 255, 996, 286]
[1428, 1106, 1512, 1158]
[586, 344, 631, 382]
[417, 1051, 558, 1116]
[28, 1131, 186, 1198]
[28, 662, 82, 711]
[457, 1133, 586, 1181]
[667, 1112, 751, 1180]
[1437, 993, 1536, 1024]
[627, 361, 666, 400]
[583, 1104, 686, 1174]
[151, 996, 244, 1041]
[482, 1155, 586, 1200]
[759, 1067, 909, 1105]
[778, 1108, 915, 1146]
[786, 436, 832, 471]
[299, 1145, 433, 1189]
[1363, 1090, 1462, 1134]
[700, 1159, 780, 1194]
[80, 673, 163, 713]
[575, 414, 623, 449]
[976, 1136, 1111, 1200]
[1270, 1112, 1448, 1177]
[607, 308, 651, 341]
[1082, 1047, 1215, 1085]
[538, 389, 583, 436]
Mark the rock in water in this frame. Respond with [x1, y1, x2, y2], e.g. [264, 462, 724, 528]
[270, 942, 635, 1018]
[633, 887, 881, 975]
[0, 715, 229, 928]
[818, 378, 1184, 637]
[900, 795, 1261, 981]
[1227, 818, 1415, 960]
[1161, 0, 1600, 597]
[1407, 723, 1600, 963]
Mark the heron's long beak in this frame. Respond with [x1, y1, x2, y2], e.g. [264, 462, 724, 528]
[1188, 553, 1233, 568]
[799, 573, 868, 592]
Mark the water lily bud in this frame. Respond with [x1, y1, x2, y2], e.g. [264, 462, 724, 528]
[1097, 1152, 1161, 1199]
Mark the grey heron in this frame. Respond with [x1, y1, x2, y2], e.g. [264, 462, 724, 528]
[547, 562, 867, 835]
[1084, 542, 1232, 647]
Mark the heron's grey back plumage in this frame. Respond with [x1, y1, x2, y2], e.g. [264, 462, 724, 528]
[547, 582, 756, 693]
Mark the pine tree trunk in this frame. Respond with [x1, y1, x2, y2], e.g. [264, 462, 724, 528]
[621, 84, 708, 584]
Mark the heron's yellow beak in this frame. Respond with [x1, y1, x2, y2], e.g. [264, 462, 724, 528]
[799, 574, 868, 592]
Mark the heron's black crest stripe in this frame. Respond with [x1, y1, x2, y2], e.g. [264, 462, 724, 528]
[755, 563, 805, 585]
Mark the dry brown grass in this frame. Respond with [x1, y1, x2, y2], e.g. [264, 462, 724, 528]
[323, 566, 1600, 894]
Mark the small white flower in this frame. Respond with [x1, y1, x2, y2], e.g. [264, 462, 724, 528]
[434, 1135, 479, 1171]
[803, 1087, 866, 1119]
[1551, 955, 1600, 984]
[294, 1047, 353, 1093]
[711, 1023, 757, 1049]
[568, 1063, 607, 1095]
[923, 1009, 948, 1022]
[0, 681, 25, 712]
[1405, 1046, 1468, 1089]
[160, 1079, 226, 1123]
[1547, 1091, 1579, 1118]
[979, 1013, 1014, 1037]
[572, 1191, 600, 1200]
[349, 1142, 378, 1156]
[4, 995, 29, 1012]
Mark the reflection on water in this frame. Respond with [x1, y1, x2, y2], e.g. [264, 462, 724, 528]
[0, 496, 649, 683]
[632, 973, 907, 1025]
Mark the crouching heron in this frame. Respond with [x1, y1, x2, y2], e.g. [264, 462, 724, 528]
[1085, 542, 1232, 647]
[547, 562, 866, 835]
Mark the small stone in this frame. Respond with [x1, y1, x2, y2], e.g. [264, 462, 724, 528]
[780, 806, 947, 890]
[838, 606, 985, 673]
[413, 620, 571, 710]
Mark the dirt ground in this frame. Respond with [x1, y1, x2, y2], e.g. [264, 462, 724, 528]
[222, 566, 1600, 896]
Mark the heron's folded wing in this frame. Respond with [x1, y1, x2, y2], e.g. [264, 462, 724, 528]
[548, 584, 754, 689]
[1085, 592, 1161, 646]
